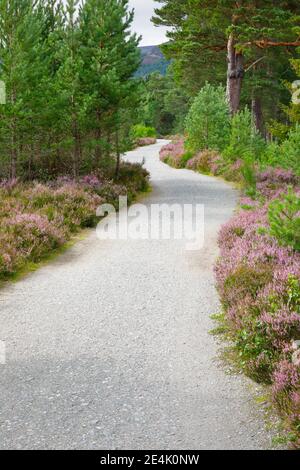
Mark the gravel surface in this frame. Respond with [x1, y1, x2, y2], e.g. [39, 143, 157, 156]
[0, 140, 276, 449]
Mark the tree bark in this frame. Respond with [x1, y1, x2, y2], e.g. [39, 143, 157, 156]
[114, 129, 120, 180]
[95, 109, 102, 168]
[10, 86, 17, 179]
[72, 116, 81, 178]
[251, 95, 264, 135]
[226, 34, 244, 115]
[10, 122, 17, 179]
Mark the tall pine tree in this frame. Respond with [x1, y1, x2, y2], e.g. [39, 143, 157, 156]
[153, 0, 300, 125]
[0, 0, 141, 179]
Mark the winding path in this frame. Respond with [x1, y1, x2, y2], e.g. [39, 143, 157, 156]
[0, 140, 273, 449]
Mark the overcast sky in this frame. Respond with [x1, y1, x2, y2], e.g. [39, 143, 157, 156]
[128, 0, 169, 46]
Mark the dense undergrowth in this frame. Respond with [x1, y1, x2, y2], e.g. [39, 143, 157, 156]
[0, 162, 149, 280]
[216, 172, 300, 445]
[135, 137, 157, 147]
[160, 138, 300, 445]
[130, 125, 157, 147]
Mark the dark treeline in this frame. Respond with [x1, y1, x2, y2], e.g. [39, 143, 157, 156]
[0, 0, 141, 180]
[140, 67, 190, 136]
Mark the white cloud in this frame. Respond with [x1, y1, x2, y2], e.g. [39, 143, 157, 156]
[63, 0, 168, 47]
[128, 0, 168, 46]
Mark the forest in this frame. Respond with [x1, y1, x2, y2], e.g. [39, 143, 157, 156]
[0, 0, 152, 279]
[0, 0, 143, 180]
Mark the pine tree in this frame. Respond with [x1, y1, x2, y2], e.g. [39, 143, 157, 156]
[185, 83, 230, 152]
[79, 0, 140, 171]
[153, 0, 300, 121]
[55, 0, 83, 177]
[0, 0, 42, 177]
[0, 0, 141, 179]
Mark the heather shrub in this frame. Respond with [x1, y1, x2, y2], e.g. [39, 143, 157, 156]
[116, 162, 150, 194]
[215, 188, 300, 438]
[0, 192, 26, 219]
[273, 360, 300, 435]
[234, 274, 300, 382]
[216, 222, 300, 373]
[0, 178, 19, 194]
[26, 183, 102, 232]
[0, 163, 149, 279]
[96, 182, 128, 207]
[256, 167, 299, 200]
[186, 150, 221, 174]
[257, 167, 299, 186]
[80, 174, 102, 191]
[136, 137, 157, 146]
[222, 263, 273, 310]
[0, 243, 15, 275]
[159, 139, 185, 168]
[165, 154, 183, 168]
[23, 183, 59, 208]
[185, 83, 230, 152]
[8, 213, 63, 255]
[268, 190, 300, 252]
[0, 213, 64, 276]
[221, 159, 244, 182]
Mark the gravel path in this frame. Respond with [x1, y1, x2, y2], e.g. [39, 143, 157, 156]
[0, 140, 274, 449]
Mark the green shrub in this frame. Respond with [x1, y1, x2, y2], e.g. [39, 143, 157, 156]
[262, 126, 300, 176]
[223, 108, 266, 162]
[181, 150, 194, 166]
[131, 124, 156, 139]
[261, 142, 281, 168]
[268, 189, 300, 251]
[278, 125, 300, 177]
[241, 158, 257, 198]
[223, 263, 273, 309]
[186, 150, 220, 174]
[220, 160, 243, 182]
[267, 120, 290, 142]
[185, 83, 230, 152]
[117, 162, 150, 193]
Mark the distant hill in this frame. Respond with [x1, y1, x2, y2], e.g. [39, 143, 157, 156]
[136, 45, 169, 78]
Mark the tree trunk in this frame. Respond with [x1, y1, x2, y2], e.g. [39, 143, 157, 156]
[27, 143, 34, 180]
[226, 34, 244, 115]
[10, 119, 17, 179]
[70, 93, 80, 177]
[114, 129, 120, 180]
[95, 110, 102, 168]
[251, 96, 264, 136]
[10, 86, 17, 179]
[72, 118, 81, 178]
